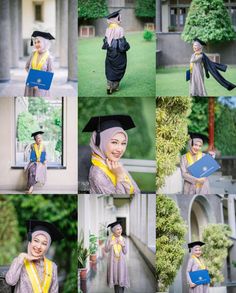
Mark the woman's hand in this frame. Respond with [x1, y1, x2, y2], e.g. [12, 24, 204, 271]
[197, 177, 206, 184]
[118, 239, 125, 246]
[208, 151, 215, 158]
[110, 239, 117, 246]
[189, 282, 197, 288]
[106, 159, 125, 179]
[19, 253, 41, 262]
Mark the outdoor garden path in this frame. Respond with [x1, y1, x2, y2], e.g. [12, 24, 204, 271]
[85, 237, 156, 293]
[0, 59, 77, 97]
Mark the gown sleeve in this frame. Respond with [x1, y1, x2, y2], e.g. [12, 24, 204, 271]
[49, 263, 59, 293]
[105, 239, 112, 253]
[89, 166, 133, 195]
[186, 258, 194, 285]
[190, 53, 203, 64]
[180, 155, 198, 184]
[122, 238, 127, 255]
[25, 54, 33, 72]
[5, 256, 25, 286]
[47, 55, 53, 72]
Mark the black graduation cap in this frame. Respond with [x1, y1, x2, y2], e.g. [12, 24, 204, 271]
[193, 38, 207, 46]
[31, 31, 55, 46]
[189, 132, 209, 145]
[106, 9, 121, 19]
[82, 115, 135, 146]
[107, 221, 122, 229]
[188, 241, 205, 252]
[26, 220, 64, 242]
[31, 131, 44, 138]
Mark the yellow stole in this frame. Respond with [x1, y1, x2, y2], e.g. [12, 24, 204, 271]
[186, 151, 202, 166]
[24, 257, 53, 293]
[31, 51, 49, 70]
[91, 154, 134, 194]
[34, 143, 43, 162]
[192, 255, 206, 269]
[109, 23, 119, 29]
[112, 234, 123, 260]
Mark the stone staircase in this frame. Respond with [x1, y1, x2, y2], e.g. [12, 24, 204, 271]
[209, 171, 236, 194]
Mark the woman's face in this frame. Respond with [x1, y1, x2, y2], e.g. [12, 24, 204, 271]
[113, 225, 122, 237]
[191, 140, 202, 154]
[34, 134, 43, 145]
[193, 44, 202, 53]
[105, 132, 127, 162]
[30, 234, 48, 257]
[34, 38, 42, 51]
[193, 246, 202, 258]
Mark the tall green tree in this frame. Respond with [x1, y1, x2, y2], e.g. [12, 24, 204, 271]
[182, 0, 236, 43]
[78, 0, 108, 19]
[156, 96, 192, 190]
[156, 195, 187, 291]
[17, 112, 39, 142]
[202, 224, 232, 285]
[135, 0, 155, 18]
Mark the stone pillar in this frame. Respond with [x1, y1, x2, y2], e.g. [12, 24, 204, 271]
[68, 0, 78, 82]
[18, 0, 23, 59]
[228, 195, 236, 238]
[59, 0, 68, 67]
[10, 0, 19, 67]
[156, 0, 162, 32]
[55, 0, 60, 58]
[0, 0, 11, 82]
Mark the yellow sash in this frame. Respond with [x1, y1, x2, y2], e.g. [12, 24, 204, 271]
[186, 151, 202, 166]
[112, 234, 123, 259]
[34, 143, 43, 162]
[24, 257, 53, 293]
[192, 255, 206, 269]
[31, 51, 49, 70]
[109, 23, 119, 29]
[91, 154, 134, 194]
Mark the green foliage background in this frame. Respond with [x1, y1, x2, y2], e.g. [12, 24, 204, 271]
[182, 0, 236, 43]
[156, 195, 187, 291]
[202, 224, 232, 285]
[0, 197, 20, 265]
[188, 97, 236, 155]
[0, 195, 77, 293]
[135, 0, 156, 18]
[78, 0, 108, 19]
[78, 97, 155, 160]
[156, 96, 192, 190]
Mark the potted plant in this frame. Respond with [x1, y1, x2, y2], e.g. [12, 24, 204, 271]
[78, 238, 89, 280]
[89, 234, 98, 263]
[202, 224, 232, 292]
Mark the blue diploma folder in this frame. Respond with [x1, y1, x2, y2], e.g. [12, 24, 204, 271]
[189, 269, 210, 285]
[26, 69, 53, 90]
[186, 69, 190, 81]
[187, 154, 220, 178]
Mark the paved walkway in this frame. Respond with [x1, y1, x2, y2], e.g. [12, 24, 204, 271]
[82, 237, 156, 293]
[0, 59, 77, 97]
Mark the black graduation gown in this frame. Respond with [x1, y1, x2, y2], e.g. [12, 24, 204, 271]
[102, 36, 130, 82]
[202, 53, 236, 91]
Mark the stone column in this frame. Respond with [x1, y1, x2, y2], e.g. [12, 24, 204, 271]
[10, 0, 19, 67]
[156, 0, 162, 32]
[18, 0, 23, 59]
[0, 0, 11, 82]
[68, 0, 78, 82]
[228, 195, 236, 238]
[55, 0, 60, 58]
[59, 0, 68, 67]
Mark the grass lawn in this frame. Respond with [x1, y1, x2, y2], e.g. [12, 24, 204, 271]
[78, 32, 156, 97]
[156, 66, 236, 96]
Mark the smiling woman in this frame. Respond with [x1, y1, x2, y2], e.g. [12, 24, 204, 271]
[5, 220, 64, 293]
[180, 133, 215, 195]
[82, 115, 140, 195]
